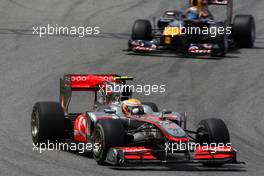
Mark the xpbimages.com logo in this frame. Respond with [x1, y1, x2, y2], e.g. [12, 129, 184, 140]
[32, 24, 100, 37]
[102, 83, 166, 96]
[32, 141, 100, 154]
[163, 24, 232, 38]
[165, 142, 232, 154]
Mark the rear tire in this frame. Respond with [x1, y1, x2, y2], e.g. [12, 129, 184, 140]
[92, 119, 125, 165]
[132, 19, 153, 40]
[31, 102, 64, 145]
[233, 15, 256, 48]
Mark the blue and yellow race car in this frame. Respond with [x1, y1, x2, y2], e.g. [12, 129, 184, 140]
[128, 0, 255, 57]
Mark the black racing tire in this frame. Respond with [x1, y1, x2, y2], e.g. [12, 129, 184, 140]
[142, 102, 159, 112]
[196, 118, 230, 167]
[31, 102, 64, 145]
[92, 119, 125, 165]
[196, 118, 230, 145]
[132, 19, 153, 40]
[233, 15, 256, 48]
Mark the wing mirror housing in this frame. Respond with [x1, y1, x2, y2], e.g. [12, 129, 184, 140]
[104, 109, 116, 114]
[161, 109, 172, 120]
[162, 109, 172, 114]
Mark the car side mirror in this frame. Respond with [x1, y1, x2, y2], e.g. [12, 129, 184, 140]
[162, 109, 172, 114]
[161, 109, 172, 120]
[104, 109, 116, 114]
[165, 11, 176, 16]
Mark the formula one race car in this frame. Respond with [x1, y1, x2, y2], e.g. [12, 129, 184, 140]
[127, 0, 255, 57]
[31, 74, 244, 166]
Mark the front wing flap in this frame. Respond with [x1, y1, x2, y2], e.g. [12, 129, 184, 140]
[128, 39, 218, 55]
[105, 146, 245, 166]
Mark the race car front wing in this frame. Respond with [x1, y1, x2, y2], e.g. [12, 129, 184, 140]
[128, 39, 216, 55]
[105, 146, 245, 166]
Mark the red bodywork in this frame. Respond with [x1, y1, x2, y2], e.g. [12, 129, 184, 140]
[105, 145, 238, 165]
[194, 146, 236, 160]
[106, 145, 238, 165]
[117, 147, 157, 160]
[73, 115, 87, 142]
[74, 114, 113, 142]
[68, 74, 120, 90]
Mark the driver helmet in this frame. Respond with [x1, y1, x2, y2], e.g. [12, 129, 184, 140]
[121, 98, 144, 117]
[199, 0, 210, 18]
[186, 7, 199, 20]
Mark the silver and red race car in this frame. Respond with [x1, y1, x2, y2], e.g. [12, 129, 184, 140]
[31, 74, 244, 166]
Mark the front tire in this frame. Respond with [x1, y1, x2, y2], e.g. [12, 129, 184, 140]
[196, 118, 230, 167]
[132, 19, 153, 40]
[92, 119, 125, 165]
[31, 102, 64, 145]
[196, 118, 230, 144]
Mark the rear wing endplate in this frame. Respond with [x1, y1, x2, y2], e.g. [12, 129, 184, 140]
[60, 74, 133, 112]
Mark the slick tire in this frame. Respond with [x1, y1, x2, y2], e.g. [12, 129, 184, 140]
[132, 19, 153, 40]
[233, 15, 256, 48]
[31, 102, 64, 145]
[92, 119, 125, 165]
[196, 118, 230, 167]
[196, 118, 230, 145]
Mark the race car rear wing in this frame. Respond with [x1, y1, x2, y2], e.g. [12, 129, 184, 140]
[60, 74, 133, 112]
[189, 0, 229, 6]
[208, 0, 228, 5]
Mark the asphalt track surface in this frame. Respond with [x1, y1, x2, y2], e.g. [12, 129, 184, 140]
[0, 0, 264, 175]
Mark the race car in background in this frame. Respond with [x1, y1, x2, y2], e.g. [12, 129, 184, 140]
[127, 0, 255, 57]
[31, 74, 244, 166]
